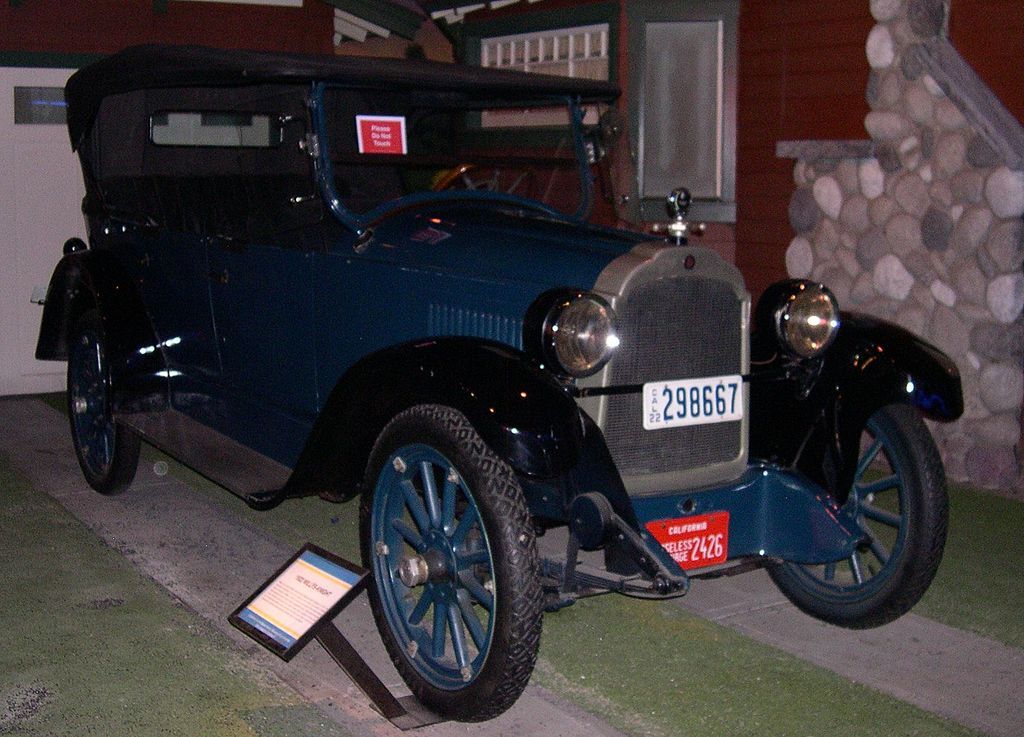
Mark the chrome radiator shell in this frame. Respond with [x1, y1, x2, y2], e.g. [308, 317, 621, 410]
[577, 243, 750, 495]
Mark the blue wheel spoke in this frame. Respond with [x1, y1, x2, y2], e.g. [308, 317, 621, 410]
[857, 474, 899, 498]
[409, 588, 433, 625]
[420, 461, 442, 528]
[400, 479, 430, 533]
[447, 604, 471, 670]
[431, 600, 448, 658]
[869, 535, 890, 567]
[457, 549, 490, 568]
[823, 562, 836, 582]
[441, 475, 458, 534]
[862, 503, 902, 528]
[458, 570, 493, 611]
[456, 590, 487, 650]
[856, 518, 892, 568]
[392, 518, 425, 552]
[848, 553, 864, 585]
[855, 439, 883, 479]
[451, 509, 480, 547]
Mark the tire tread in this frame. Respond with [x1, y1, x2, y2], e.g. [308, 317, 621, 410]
[361, 404, 542, 721]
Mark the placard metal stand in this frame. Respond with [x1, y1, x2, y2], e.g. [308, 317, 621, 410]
[229, 543, 444, 730]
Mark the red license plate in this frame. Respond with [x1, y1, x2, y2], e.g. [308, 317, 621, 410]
[645, 512, 730, 570]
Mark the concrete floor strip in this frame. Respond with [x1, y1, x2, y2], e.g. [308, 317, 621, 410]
[0, 397, 627, 737]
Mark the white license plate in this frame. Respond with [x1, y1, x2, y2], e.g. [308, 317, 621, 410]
[643, 375, 743, 430]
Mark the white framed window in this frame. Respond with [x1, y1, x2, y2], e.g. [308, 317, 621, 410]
[480, 23, 610, 82]
[479, 24, 609, 128]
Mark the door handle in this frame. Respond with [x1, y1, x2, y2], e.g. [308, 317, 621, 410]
[208, 269, 229, 285]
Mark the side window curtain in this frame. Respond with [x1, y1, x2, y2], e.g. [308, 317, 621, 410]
[139, 85, 318, 243]
[90, 90, 164, 228]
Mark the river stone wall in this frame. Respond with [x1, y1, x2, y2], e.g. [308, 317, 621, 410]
[779, 0, 1024, 492]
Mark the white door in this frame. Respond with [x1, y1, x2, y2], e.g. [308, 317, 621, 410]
[0, 66, 85, 395]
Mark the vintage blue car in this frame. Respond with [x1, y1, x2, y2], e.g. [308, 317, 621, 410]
[37, 45, 963, 722]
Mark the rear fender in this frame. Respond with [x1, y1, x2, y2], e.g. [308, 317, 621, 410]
[36, 249, 167, 413]
[286, 338, 585, 503]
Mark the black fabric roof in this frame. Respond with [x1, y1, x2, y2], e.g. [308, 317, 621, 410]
[65, 44, 620, 148]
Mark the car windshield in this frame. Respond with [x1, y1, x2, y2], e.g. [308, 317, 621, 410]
[321, 87, 602, 219]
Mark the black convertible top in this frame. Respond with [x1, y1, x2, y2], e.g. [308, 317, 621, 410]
[65, 44, 620, 148]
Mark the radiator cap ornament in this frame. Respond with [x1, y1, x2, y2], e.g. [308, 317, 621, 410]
[650, 186, 706, 246]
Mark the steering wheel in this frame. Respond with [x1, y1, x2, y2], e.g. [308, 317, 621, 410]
[431, 164, 538, 196]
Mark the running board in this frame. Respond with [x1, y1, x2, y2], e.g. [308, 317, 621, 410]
[121, 409, 292, 509]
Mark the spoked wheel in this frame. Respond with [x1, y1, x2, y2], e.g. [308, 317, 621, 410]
[361, 405, 542, 722]
[67, 309, 140, 494]
[769, 404, 948, 628]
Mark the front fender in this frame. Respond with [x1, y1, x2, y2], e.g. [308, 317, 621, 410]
[287, 338, 584, 502]
[751, 312, 962, 499]
[830, 312, 964, 422]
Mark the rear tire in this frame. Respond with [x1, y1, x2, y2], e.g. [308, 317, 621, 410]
[360, 404, 542, 721]
[769, 404, 947, 628]
[67, 310, 140, 494]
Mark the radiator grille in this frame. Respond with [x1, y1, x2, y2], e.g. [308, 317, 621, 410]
[603, 276, 744, 478]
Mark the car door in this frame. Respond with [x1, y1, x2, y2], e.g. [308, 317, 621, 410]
[198, 97, 323, 467]
[206, 233, 318, 467]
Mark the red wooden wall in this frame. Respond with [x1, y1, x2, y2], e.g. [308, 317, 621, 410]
[734, 0, 874, 299]
[0, 0, 334, 57]
[949, 0, 1024, 125]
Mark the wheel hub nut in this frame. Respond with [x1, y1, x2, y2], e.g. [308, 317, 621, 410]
[73, 397, 88, 414]
[398, 555, 430, 587]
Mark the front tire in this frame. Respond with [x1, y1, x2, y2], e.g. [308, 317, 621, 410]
[360, 405, 542, 721]
[67, 310, 140, 494]
[769, 404, 948, 628]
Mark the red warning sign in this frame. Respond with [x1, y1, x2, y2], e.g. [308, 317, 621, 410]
[355, 115, 407, 155]
[645, 511, 730, 570]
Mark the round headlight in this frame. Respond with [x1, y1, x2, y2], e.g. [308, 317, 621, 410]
[550, 295, 619, 377]
[776, 283, 840, 359]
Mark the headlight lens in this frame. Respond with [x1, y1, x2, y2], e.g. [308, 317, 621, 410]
[776, 283, 840, 358]
[550, 295, 619, 377]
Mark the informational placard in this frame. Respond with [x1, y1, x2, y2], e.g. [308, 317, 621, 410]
[355, 115, 407, 155]
[230, 544, 366, 661]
